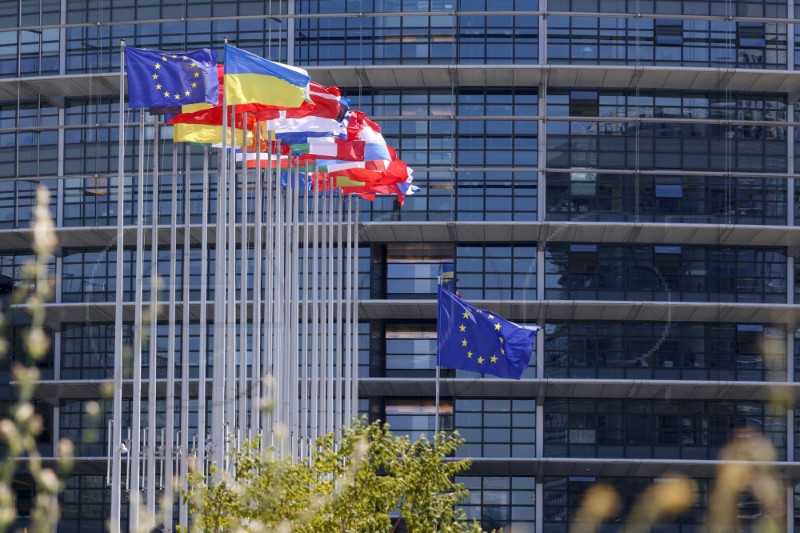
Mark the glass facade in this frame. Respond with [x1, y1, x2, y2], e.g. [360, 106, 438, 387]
[2, 1, 798, 531]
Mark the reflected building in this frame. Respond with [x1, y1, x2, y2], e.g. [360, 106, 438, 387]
[3, 0, 800, 531]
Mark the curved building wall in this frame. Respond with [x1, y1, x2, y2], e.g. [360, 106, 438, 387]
[2, 1, 800, 531]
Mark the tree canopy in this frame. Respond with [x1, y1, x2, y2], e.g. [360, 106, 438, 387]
[182, 419, 488, 533]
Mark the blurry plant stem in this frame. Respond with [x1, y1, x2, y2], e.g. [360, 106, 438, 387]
[0, 186, 66, 533]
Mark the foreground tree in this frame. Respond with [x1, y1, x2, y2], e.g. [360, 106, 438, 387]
[183, 419, 487, 533]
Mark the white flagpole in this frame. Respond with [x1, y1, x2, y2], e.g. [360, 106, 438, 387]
[146, 117, 160, 516]
[110, 39, 126, 533]
[435, 282, 441, 434]
[310, 172, 320, 448]
[178, 143, 192, 527]
[343, 194, 353, 427]
[326, 184, 335, 436]
[300, 163, 310, 458]
[262, 132, 275, 451]
[197, 146, 210, 473]
[238, 113, 250, 446]
[351, 200, 360, 420]
[335, 192, 344, 438]
[225, 103, 238, 468]
[129, 107, 147, 529]
[291, 158, 301, 457]
[251, 121, 263, 442]
[212, 39, 229, 471]
[163, 142, 179, 530]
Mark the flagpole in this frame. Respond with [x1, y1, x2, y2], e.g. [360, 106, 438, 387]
[110, 38, 126, 533]
[435, 279, 441, 435]
[212, 37, 229, 471]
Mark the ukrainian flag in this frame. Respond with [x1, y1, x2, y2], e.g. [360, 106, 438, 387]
[223, 44, 310, 108]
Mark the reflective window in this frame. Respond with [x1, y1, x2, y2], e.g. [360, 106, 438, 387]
[383, 322, 437, 377]
[544, 398, 787, 460]
[295, 10, 536, 66]
[0, 251, 55, 296]
[379, 398, 452, 441]
[547, 173, 786, 225]
[60, 247, 215, 303]
[454, 398, 536, 458]
[547, 90, 787, 172]
[557, 0, 785, 17]
[545, 244, 786, 303]
[543, 476, 709, 533]
[546, 322, 786, 381]
[383, 243, 454, 298]
[61, 324, 130, 380]
[457, 243, 536, 300]
[548, 17, 786, 69]
[0, 101, 58, 178]
[61, 475, 117, 532]
[458, 476, 536, 532]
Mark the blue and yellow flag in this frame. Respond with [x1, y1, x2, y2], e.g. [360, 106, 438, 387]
[437, 285, 539, 379]
[223, 44, 310, 108]
[125, 47, 218, 109]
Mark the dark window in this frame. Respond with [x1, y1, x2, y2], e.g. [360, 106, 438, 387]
[655, 19, 684, 45]
[738, 22, 766, 48]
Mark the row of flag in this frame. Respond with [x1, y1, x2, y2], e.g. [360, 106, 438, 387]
[124, 44, 537, 380]
[124, 44, 418, 203]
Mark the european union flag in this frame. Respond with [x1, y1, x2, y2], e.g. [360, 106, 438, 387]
[125, 47, 219, 109]
[437, 285, 539, 379]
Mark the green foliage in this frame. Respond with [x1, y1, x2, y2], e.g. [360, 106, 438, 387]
[183, 418, 487, 533]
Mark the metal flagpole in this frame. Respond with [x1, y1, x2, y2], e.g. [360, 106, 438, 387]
[335, 192, 344, 437]
[343, 194, 353, 427]
[197, 147, 210, 473]
[274, 143, 285, 454]
[291, 159, 301, 457]
[310, 172, 320, 447]
[129, 107, 147, 529]
[163, 142, 179, 531]
[110, 39, 126, 533]
[147, 117, 160, 516]
[225, 103, 237, 468]
[178, 143, 192, 527]
[318, 178, 328, 437]
[238, 113, 250, 447]
[435, 280, 441, 434]
[326, 184, 335, 435]
[251, 121, 263, 442]
[262, 132, 275, 452]
[212, 38, 229, 470]
[300, 162, 310, 458]
[351, 200, 360, 420]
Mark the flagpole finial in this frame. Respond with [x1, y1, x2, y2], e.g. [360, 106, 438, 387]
[120, 39, 125, 47]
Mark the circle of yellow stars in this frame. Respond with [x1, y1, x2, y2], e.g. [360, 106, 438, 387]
[151, 54, 204, 102]
[458, 308, 504, 367]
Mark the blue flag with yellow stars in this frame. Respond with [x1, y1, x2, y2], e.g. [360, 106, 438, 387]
[125, 47, 218, 109]
[437, 285, 539, 379]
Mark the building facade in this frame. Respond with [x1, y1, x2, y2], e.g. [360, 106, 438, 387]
[3, 0, 800, 531]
